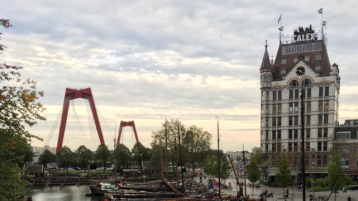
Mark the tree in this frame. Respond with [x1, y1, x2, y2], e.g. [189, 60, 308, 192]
[56, 146, 73, 173]
[74, 146, 93, 172]
[219, 156, 231, 179]
[275, 153, 292, 197]
[204, 155, 216, 176]
[235, 155, 241, 162]
[39, 149, 56, 167]
[0, 19, 46, 200]
[95, 144, 111, 173]
[327, 151, 344, 189]
[132, 142, 150, 168]
[247, 158, 260, 195]
[115, 144, 132, 168]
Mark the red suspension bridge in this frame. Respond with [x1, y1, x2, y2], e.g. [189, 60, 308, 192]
[44, 88, 140, 154]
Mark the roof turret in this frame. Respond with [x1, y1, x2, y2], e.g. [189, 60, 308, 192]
[260, 40, 272, 69]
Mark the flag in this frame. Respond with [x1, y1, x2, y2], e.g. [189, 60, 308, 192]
[322, 21, 326, 26]
[278, 26, 284, 31]
[278, 14, 281, 24]
[318, 8, 323, 14]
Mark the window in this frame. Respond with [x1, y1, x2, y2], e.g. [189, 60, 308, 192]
[307, 102, 311, 111]
[261, 92, 264, 100]
[337, 145, 349, 154]
[289, 143, 293, 152]
[324, 101, 328, 110]
[318, 128, 322, 138]
[289, 90, 293, 99]
[277, 130, 281, 139]
[304, 79, 311, 86]
[273, 105, 276, 113]
[289, 103, 293, 112]
[261, 118, 263, 127]
[289, 116, 293, 126]
[324, 114, 328, 124]
[304, 56, 310, 61]
[319, 101, 323, 110]
[265, 118, 268, 127]
[290, 80, 299, 87]
[319, 87, 324, 97]
[323, 142, 327, 151]
[272, 118, 276, 127]
[272, 144, 276, 152]
[294, 116, 298, 125]
[294, 143, 298, 151]
[323, 155, 327, 165]
[265, 144, 268, 152]
[315, 66, 321, 71]
[277, 143, 281, 152]
[278, 117, 281, 126]
[325, 87, 329, 96]
[337, 132, 350, 139]
[306, 142, 310, 151]
[266, 131, 269, 139]
[341, 158, 349, 168]
[294, 102, 298, 112]
[261, 105, 263, 113]
[295, 89, 299, 99]
[294, 129, 298, 139]
[289, 130, 292, 139]
[272, 131, 276, 139]
[318, 115, 323, 124]
[273, 91, 277, 100]
[324, 128, 328, 138]
[307, 88, 311, 97]
[317, 155, 322, 165]
[315, 55, 321, 60]
[266, 91, 269, 100]
[306, 129, 310, 138]
[266, 105, 269, 113]
[306, 115, 311, 125]
[318, 142, 322, 151]
[278, 104, 282, 113]
[294, 58, 298, 63]
[278, 91, 282, 100]
[261, 131, 264, 139]
[281, 59, 287, 64]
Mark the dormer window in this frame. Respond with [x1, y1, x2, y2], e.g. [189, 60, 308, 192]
[281, 59, 287, 64]
[315, 55, 321, 60]
[305, 56, 310, 61]
[293, 58, 298, 63]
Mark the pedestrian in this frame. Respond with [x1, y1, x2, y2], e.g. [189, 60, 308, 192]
[347, 196, 351, 201]
[286, 189, 289, 198]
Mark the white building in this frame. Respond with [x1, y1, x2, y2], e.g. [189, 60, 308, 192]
[31, 145, 56, 154]
[260, 25, 340, 170]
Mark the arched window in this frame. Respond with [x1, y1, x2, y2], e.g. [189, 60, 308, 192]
[290, 80, 299, 87]
[304, 79, 311, 86]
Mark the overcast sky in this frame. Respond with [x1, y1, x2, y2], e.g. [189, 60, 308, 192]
[1, 0, 357, 152]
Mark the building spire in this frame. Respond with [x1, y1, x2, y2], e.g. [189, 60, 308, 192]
[260, 40, 271, 69]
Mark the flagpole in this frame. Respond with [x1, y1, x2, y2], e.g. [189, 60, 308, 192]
[321, 8, 323, 40]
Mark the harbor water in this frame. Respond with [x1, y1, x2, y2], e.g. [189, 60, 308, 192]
[25, 185, 98, 201]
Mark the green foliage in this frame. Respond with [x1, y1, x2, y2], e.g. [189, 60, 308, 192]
[95, 144, 111, 173]
[235, 155, 241, 162]
[56, 146, 73, 173]
[305, 177, 312, 188]
[327, 151, 344, 189]
[247, 155, 260, 195]
[204, 155, 216, 175]
[342, 175, 353, 186]
[39, 149, 56, 167]
[132, 142, 150, 168]
[275, 153, 291, 188]
[252, 149, 261, 165]
[317, 178, 328, 187]
[220, 156, 231, 179]
[203, 154, 230, 179]
[0, 19, 46, 200]
[74, 146, 93, 171]
[115, 144, 132, 168]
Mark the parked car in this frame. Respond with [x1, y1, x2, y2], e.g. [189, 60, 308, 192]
[70, 167, 81, 170]
[96, 167, 105, 170]
[68, 168, 75, 171]
[106, 168, 113, 171]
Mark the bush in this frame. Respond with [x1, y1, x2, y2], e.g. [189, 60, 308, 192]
[317, 178, 328, 187]
[342, 175, 353, 186]
[305, 177, 312, 188]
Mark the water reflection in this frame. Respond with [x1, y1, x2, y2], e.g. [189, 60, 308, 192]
[25, 185, 98, 201]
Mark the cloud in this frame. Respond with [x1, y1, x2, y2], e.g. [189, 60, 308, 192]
[2, 0, 358, 151]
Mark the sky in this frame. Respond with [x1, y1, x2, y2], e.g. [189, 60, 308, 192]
[1, 0, 358, 152]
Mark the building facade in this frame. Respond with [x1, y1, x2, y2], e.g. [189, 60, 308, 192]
[260, 25, 340, 175]
[335, 119, 358, 172]
[31, 145, 56, 154]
